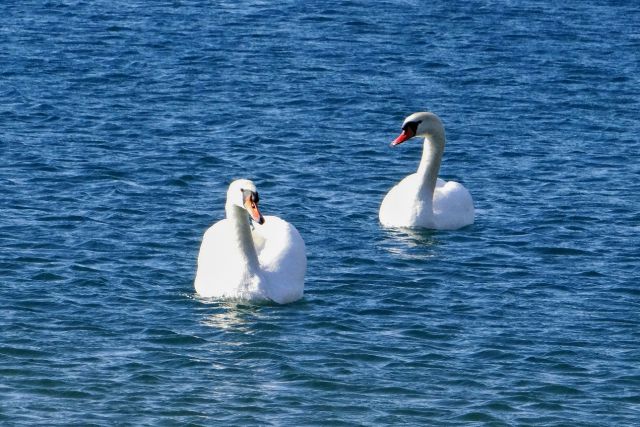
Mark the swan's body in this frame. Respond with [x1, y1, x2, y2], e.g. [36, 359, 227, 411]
[379, 112, 474, 230]
[195, 179, 306, 304]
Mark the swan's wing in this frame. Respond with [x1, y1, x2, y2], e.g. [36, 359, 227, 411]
[433, 180, 474, 229]
[251, 215, 306, 303]
[252, 216, 306, 276]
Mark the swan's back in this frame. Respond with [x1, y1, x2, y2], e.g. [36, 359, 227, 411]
[252, 216, 306, 304]
[432, 181, 474, 230]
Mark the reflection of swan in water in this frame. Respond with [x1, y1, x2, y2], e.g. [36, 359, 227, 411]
[377, 228, 441, 261]
[200, 302, 260, 332]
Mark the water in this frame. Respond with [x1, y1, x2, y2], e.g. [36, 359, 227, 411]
[1, 1, 639, 424]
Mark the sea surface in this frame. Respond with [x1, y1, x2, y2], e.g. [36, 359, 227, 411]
[1, 1, 639, 425]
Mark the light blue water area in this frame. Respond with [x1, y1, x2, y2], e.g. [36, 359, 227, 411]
[1, 1, 639, 425]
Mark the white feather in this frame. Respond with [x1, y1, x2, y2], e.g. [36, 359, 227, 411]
[194, 180, 306, 304]
[380, 112, 474, 230]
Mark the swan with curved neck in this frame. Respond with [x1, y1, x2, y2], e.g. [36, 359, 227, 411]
[379, 112, 474, 230]
[195, 179, 306, 304]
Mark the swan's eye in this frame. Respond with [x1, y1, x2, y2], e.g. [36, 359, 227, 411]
[402, 120, 421, 136]
[403, 121, 421, 129]
[241, 189, 260, 205]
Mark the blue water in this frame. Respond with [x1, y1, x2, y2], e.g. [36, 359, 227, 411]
[2, 1, 639, 424]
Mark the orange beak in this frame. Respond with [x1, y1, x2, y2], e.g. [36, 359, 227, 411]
[391, 128, 414, 146]
[244, 198, 265, 224]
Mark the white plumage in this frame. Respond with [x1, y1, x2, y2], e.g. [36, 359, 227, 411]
[379, 112, 474, 230]
[195, 179, 306, 304]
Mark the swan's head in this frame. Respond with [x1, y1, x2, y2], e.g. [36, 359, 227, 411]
[227, 179, 265, 225]
[391, 112, 444, 147]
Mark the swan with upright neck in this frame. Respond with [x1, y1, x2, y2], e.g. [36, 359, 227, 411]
[379, 112, 474, 230]
[194, 179, 306, 304]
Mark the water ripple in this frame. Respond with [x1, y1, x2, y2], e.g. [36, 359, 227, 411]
[1, 0, 639, 425]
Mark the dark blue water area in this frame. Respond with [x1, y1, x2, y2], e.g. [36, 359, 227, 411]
[1, 0, 639, 425]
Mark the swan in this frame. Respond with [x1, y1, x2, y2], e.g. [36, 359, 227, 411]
[194, 179, 306, 304]
[379, 112, 474, 230]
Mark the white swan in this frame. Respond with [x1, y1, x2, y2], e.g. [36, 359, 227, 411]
[194, 179, 306, 304]
[379, 112, 474, 230]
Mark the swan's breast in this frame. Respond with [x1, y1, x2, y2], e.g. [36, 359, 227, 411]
[379, 173, 424, 226]
[195, 218, 250, 296]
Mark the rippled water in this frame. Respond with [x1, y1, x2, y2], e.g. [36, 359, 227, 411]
[2, 1, 639, 425]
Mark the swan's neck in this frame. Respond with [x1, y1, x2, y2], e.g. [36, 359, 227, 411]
[416, 134, 444, 203]
[225, 204, 260, 273]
